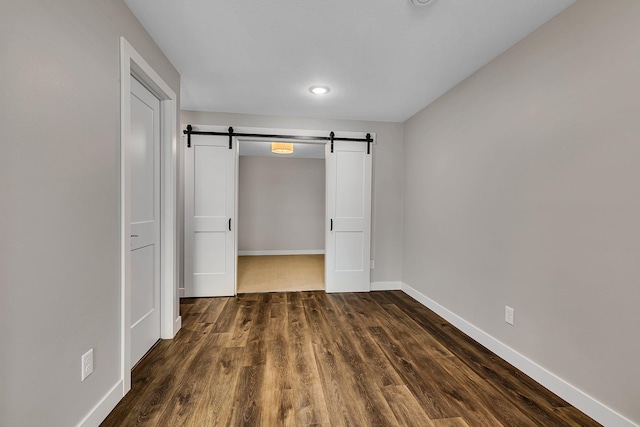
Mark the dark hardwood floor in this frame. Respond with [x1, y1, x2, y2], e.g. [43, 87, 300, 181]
[101, 291, 600, 426]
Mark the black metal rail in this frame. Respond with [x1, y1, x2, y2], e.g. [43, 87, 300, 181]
[184, 125, 372, 154]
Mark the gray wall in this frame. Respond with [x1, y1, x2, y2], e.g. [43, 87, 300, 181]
[181, 111, 404, 284]
[402, 0, 640, 423]
[0, 1, 180, 426]
[238, 157, 325, 253]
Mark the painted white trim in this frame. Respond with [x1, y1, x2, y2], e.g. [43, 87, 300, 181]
[370, 281, 402, 291]
[159, 91, 179, 341]
[400, 282, 638, 427]
[238, 250, 325, 256]
[76, 380, 123, 427]
[174, 315, 182, 335]
[120, 37, 179, 396]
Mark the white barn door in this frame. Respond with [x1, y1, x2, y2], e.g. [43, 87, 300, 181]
[325, 141, 372, 293]
[185, 135, 236, 297]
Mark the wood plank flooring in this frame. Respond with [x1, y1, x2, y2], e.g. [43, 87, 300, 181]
[237, 255, 324, 293]
[101, 291, 601, 427]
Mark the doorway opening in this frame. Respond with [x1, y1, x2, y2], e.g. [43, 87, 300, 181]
[236, 140, 326, 293]
[183, 124, 373, 297]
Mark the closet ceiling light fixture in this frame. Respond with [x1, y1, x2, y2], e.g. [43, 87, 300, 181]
[410, 0, 435, 5]
[271, 142, 294, 154]
[309, 86, 330, 95]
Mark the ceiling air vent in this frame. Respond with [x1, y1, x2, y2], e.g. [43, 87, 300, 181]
[410, 0, 435, 5]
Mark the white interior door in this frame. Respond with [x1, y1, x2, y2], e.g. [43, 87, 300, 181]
[129, 76, 161, 367]
[325, 141, 372, 292]
[185, 135, 236, 297]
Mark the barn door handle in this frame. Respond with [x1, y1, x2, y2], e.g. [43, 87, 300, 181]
[330, 219, 333, 231]
[131, 234, 139, 237]
[228, 218, 232, 231]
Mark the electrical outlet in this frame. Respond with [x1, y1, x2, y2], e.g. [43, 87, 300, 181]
[370, 260, 375, 269]
[81, 349, 94, 381]
[505, 306, 515, 326]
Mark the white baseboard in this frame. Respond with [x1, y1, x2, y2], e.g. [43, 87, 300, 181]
[370, 281, 402, 291]
[238, 250, 325, 256]
[400, 282, 638, 427]
[76, 379, 123, 427]
[173, 315, 182, 337]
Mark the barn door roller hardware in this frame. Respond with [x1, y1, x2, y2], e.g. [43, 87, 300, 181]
[183, 125, 373, 152]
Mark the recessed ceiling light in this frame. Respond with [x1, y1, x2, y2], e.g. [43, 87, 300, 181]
[410, 0, 435, 5]
[309, 86, 330, 95]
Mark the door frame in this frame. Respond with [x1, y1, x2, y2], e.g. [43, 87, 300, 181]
[120, 37, 180, 394]
[182, 124, 375, 296]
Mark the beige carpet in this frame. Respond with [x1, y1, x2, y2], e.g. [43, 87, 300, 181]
[237, 255, 324, 293]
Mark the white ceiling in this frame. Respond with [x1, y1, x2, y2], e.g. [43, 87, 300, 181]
[123, 0, 575, 122]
